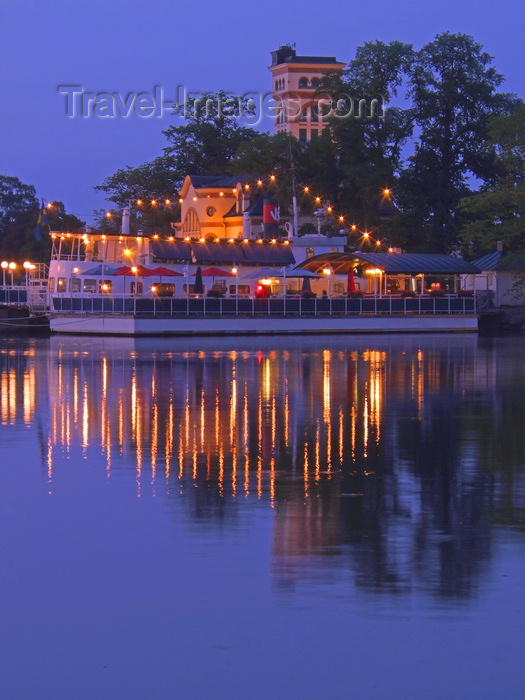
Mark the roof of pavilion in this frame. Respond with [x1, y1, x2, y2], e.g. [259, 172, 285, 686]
[297, 252, 481, 275]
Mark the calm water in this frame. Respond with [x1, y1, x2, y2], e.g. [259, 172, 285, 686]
[1, 333, 525, 700]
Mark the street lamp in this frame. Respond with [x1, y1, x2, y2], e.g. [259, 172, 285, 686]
[231, 267, 238, 297]
[8, 262, 16, 286]
[131, 266, 140, 295]
[23, 261, 31, 288]
[1, 261, 7, 287]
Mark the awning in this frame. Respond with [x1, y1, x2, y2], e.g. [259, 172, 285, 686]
[151, 239, 192, 262]
[298, 252, 481, 275]
[241, 240, 296, 265]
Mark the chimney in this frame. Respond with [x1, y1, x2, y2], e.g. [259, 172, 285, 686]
[496, 240, 504, 252]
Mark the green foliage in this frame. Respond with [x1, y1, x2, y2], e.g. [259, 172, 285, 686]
[96, 92, 259, 232]
[315, 41, 414, 237]
[0, 175, 38, 237]
[94, 156, 179, 233]
[400, 32, 514, 252]
[459, 103, 525, 256]
[0, 177, 85, 263]
[92, 39, 523, 254]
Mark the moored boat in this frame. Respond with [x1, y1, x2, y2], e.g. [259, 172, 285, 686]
[43, 213, 480, 336]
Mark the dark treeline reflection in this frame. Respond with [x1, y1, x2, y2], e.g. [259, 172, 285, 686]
[2, 334, 525, 599]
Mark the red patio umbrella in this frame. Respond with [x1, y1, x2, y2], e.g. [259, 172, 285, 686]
[114, 265, 157, 277]
[198, 267, 235, 277]
[151, 267, 184, 276]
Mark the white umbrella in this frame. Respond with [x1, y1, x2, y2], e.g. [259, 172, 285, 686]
[241, 267, 283, 279]
[285, 269, 321, 278]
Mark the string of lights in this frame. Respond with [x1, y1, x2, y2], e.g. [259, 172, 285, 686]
[104, 175, 396, 251]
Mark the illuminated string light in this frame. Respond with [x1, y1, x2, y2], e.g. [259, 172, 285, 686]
[128, 178, 392, 250]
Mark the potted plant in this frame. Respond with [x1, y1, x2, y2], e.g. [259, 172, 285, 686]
[347, 290, 364, 298]
[401, 290, 416, 298]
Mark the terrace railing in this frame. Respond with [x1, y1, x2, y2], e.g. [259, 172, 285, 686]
[50, 294, 477, 316]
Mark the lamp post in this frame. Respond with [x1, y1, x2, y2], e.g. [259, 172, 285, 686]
[183, 264, 189, 298]
[1, 261, 7, 287]
[23, 261, 31, 288]
[232, 267, 238, 314]
[281, 266, 287, 297]
[8, 262, 16, 287]
[131, 266, 139, 295]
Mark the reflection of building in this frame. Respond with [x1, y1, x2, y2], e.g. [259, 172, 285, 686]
[270, 46, 345, 142]
[9, 334, 525, 601]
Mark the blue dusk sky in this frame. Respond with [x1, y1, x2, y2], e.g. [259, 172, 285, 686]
[2, 0, 524, 223]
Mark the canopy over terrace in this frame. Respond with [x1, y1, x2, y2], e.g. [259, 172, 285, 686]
[297, 252, 481, 294]
[150, 238, 295, 267]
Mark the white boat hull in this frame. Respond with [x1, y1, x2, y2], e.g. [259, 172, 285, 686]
[50, 313, 478, 335]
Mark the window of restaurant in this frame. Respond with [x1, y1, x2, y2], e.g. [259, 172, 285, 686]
[229, 284, 250, 296]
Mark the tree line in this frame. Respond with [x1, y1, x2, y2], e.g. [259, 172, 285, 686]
[2, 32, 524, 261]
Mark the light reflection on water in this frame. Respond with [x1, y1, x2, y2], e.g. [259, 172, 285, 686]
[1, 333, 525, 699]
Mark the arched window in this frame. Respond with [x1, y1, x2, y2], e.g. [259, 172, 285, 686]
[311, 77, 320, 88]
[183, 208, 200, 235]
[275, 80, 279, 91]
[298, 77, 308, 88]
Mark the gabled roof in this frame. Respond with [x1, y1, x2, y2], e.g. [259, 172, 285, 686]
[472, 251, 525, 271]
[244, 194, 264, 216]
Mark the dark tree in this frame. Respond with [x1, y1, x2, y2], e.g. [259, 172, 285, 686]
[400, 32, 514, 252]
[459, 102, 525, 255]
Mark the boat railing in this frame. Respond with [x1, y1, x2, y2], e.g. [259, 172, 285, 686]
[49, 293, 477, 316]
